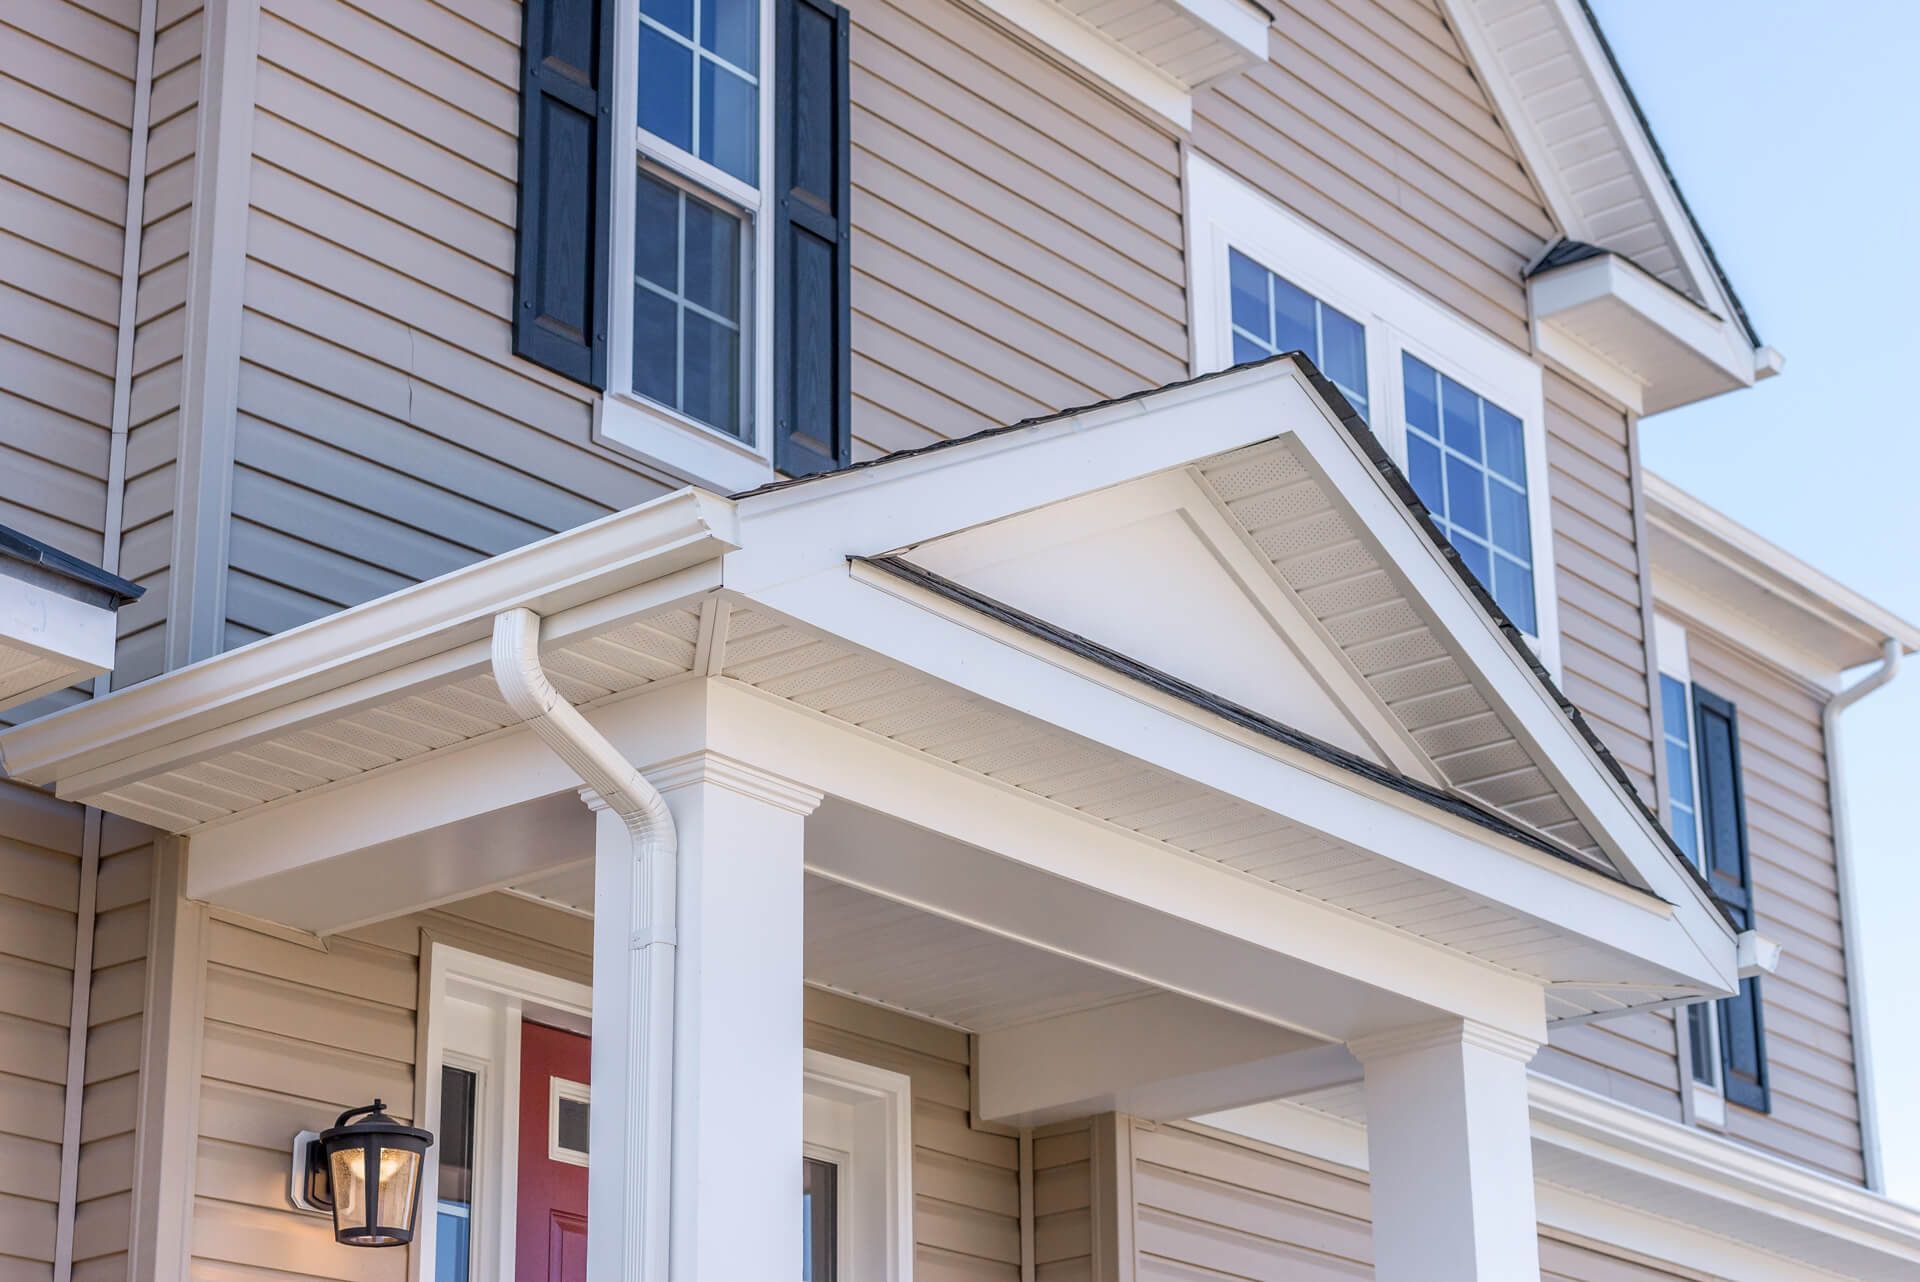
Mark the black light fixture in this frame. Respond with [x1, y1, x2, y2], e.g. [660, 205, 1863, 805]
[298, 1100, 434, 1246]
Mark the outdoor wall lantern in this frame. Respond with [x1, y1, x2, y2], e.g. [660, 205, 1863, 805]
[289, 1100, 434, 1246]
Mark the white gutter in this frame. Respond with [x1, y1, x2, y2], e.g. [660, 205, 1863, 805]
[1825, 636, 1900, 1193]
[491, 607, 677, 1282]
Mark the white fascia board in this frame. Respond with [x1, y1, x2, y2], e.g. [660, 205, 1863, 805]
[0, 572, 118, 708]
[760, 564, 1725, 995]
[0, 487, 738, 786]
[1645, 471, 1920, 663]
[1529, 253, 1755, 414]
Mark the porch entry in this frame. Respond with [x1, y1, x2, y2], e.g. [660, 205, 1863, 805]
[422, 945, 860, 1282]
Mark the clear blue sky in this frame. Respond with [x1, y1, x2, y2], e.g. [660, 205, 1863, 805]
[1587, 1, 1920, 1201]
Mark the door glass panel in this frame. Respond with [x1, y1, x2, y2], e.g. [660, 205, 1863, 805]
[436, 1065, 478, 1282]
[802, 1157, 838, 1282]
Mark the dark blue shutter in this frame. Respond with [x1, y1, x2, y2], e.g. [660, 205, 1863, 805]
[773, 0, 852, 476]
[1694, 684, 1770, 1113]
[514, 0, 615, 388]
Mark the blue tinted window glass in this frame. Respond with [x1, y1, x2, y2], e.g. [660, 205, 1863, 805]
[1454, 534, 1492, 589]
[1494, 558, 1535, 633]
[701, 0, 757, 68]
[1320, 309, 1366, 405]
[681, 196, 740, 319]
[1488, 482, 1530, 558]
[1407, 435, 1443, 511]
[1445, 454, 1486, 537]
[1441, 374, 1481, 459]
[1228, 249, 1270, 346]
[634, 171, 680, 290]
[633, 284, 678, 406]
[643, 0, 694, 37]
[700, 61, 757, 184]
[1403, 353, 1438, 436]
[1232, 332, 1266, 366]
[1270, 275, 1316, 354]
[639, 26, 694, 152]
[1661, 674, 1692, 743]
[1483, 403, 1525, 483]
[682, 311, 740, 433]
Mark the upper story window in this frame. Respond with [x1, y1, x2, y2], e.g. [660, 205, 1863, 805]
[1229, 249, 1368, 418]
[1186, 154, 1561, 675]
[640, 0, 760, 185]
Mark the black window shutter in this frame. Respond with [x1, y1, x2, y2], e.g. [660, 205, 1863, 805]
[1694, 684, 1771, 1113]
[514, 0, 615, 388]
[773, 0, 852, 476]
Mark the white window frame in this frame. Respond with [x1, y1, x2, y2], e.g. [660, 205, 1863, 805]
[548, 1077, 592, 1167]
[597, 0, 782, 493]
[1654, 613, 1726, 1130]
[1184, 151, 1563, 680]
[803, 1049, 915, 1282]
[412, 943, 595, 1282]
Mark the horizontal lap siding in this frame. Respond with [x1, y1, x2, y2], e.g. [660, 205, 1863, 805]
[225, 0, 670, 643]
[845, 0, 1188, 457]
[0, 783, 84, 1282]
[0, 0, 137, 566]
[190, 892, 591, 1282]
[1034, 1122, 1092, 1282]
[1687, 633, 1862, 1182]
[1130, 1121, 1695, 1280]
[1192, 0, 1553, 353]
[75, 817, 155, 1282]
[117, 0, 205, 686]
[805, 988, 1022, 1281]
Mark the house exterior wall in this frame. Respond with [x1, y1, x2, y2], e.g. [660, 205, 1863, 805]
[1684, 628, 1863, 1183]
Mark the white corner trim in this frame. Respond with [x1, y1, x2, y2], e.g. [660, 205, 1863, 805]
[1183, 151, 1564, 682]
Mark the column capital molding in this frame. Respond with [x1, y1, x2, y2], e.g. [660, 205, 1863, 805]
[647, 750, 824, 816]
[1349, 1018, 1540, 1066]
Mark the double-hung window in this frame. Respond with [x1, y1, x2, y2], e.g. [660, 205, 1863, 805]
[626, 0, 768, 449]
[1188, 154, 1559, 672]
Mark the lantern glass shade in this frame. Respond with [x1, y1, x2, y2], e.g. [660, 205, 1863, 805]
[312, 1100, 433, 1247]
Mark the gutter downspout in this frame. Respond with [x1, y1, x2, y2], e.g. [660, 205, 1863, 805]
[1825, 636, 1900, 1194]
[491, 607, 677, 1281]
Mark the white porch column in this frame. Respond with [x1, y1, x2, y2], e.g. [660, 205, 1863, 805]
[1350, 1020, 1543, 1282]
[662, 755, 820, 1282]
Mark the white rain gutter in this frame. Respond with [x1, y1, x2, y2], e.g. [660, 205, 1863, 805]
[491, 607, 677, 1281]
[1825, 636, 1900, 1193]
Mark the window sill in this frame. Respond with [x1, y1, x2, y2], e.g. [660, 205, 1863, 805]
[1692, 1082, 1726, 1130]
[594, 392, 775, 494]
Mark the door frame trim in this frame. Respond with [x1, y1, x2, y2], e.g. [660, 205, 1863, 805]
[415, 937, 595, 1282]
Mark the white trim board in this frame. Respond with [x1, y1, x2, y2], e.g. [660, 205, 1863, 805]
[1183, 151, 1564, 682]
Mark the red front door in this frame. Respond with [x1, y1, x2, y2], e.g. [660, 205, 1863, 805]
[517, 1020, 591, 1282]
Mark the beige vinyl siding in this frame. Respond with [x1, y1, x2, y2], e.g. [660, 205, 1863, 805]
[1127, 1119, 1698, 1280]
[845, 0, 1188, 457]
[74, 817, 155, 1282]
[1687, 632, 1862, 1183]
[0, 783, 84, 1282]
[805, 987, 1023, 1281]
[1191, 0, 1555, 353]
[223, 0, 671, 646]
[1034, 1122, 1093, 1281]
[1531, 369, 1678, 1121]
[116, 0, 205, 686]
[0, 0, 138, 563]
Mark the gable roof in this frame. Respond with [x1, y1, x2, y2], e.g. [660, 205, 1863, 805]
[741, 353, 1726, 923]
[1440, 0, 1760, 344]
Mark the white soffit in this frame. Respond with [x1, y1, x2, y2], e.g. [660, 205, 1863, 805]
[1645, 472, 1920, 677]
[966, 0, 1269, 129]
[0, 534, 138, 712]
[1529, 250, 1765, 414]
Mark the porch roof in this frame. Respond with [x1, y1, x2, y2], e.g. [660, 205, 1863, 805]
[0, 359, 1736, 1026]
